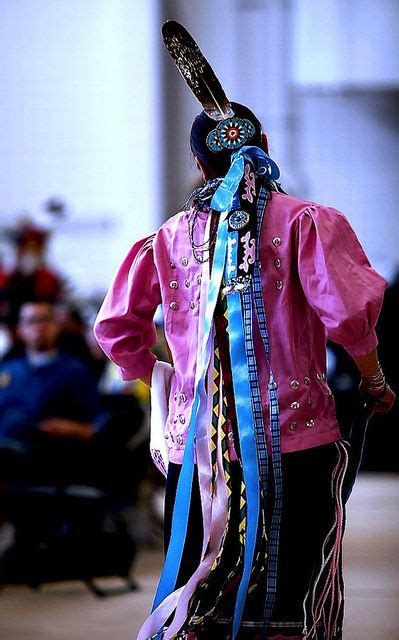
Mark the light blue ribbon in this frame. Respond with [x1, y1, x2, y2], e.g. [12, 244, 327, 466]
[209, 147, 280, 638]
[225, 236, 260, 639]
[210, 146, 280, 213]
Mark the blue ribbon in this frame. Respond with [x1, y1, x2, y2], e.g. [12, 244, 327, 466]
[209, 146, 281, 639]
[210, 146, 280, 213]
[252, 185, 283, 636]
[225, 236, 260, 639]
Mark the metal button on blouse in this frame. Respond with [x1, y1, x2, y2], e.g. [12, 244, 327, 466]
[181, 257, 189, 267]
[316, 373, 322, 380]
[189, 301, 195, 310]
[185, 279, 191, 288]
[274, 258, 282, 269]
[272, 236, 282, 247]
[169, 260, 176, 269]
[176, 435, 184, 445]
[179, 415, 185, 424]
[169, 280, 179, 289]
[275, 280, 283, 290]
[290, 379, 300, 390]
[179, 392, 187, 403]
[289, 421, 297, 431]
[290, 401, 300, 410]
[304, 376, 311, 386]
[306, 419, 315, 428]
[169, 301, 179, 311]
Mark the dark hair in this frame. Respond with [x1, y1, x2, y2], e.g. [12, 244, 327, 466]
[190, 102, 263, 178]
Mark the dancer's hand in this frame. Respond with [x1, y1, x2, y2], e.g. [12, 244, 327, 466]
[359, 380, 396, 413]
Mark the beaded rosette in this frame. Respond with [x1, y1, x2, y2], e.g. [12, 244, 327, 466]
[206, 117, 256, 152]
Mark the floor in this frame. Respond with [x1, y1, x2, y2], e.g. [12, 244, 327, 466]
[0, 474, 398, 640]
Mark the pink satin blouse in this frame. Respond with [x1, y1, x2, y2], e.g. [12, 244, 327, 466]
[93, 192, 387, 463]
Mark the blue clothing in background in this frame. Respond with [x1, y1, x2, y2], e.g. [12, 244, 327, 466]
[0, 352, 101, 443]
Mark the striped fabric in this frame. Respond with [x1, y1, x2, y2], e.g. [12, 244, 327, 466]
[252, 185, 283, 635]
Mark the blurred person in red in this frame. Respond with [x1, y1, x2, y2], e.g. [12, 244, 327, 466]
[0, 219, 64, 347]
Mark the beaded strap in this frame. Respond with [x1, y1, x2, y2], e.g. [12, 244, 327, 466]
[252, 185, 283, 637]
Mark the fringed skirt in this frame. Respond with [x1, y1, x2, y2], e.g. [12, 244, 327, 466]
[164, 440, 349, 640]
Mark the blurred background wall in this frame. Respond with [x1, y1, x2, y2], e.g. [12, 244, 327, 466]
[1, 0, 398, 296]
[0, 0, 160, 296]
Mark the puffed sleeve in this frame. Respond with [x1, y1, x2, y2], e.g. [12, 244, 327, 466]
[93, 234, 161, 381]
[297, 205, 388, 357]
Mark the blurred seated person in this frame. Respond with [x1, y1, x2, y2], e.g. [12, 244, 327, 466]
[0, 299, 103, 487]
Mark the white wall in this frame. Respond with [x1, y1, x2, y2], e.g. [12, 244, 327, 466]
[298, 91, 399, 275]
[292, 0, 399, 88]
[0, 0, 160, 295]
[291, 0, 399, 272]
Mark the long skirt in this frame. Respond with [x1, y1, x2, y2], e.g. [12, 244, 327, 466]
[164, 440, 350, 640]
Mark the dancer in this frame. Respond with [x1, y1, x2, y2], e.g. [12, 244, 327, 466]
[94, 21, 395, 640]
